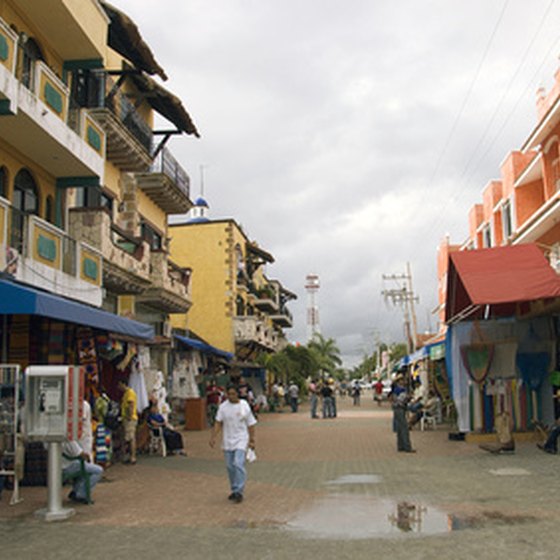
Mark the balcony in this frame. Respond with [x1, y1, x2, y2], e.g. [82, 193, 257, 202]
[88, 75, 153, 172]
[136, 252, 192, 313]
[0, 39, 105, 180]
[135, 147, 192, 213]
[271, 306, 293, 328]
[0, 198, 103, 307]
[233, 316, 277, 351]
[0, 19, 19, 114]
[68, 208, 151, 295]
[253, 285, 279, 314]
[11, 0, 108, 61]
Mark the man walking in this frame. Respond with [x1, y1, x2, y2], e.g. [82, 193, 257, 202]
[210, 385, 257, 503]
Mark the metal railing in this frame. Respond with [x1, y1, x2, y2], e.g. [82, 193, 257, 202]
[105, 76, 153, 153]
[151, 147, 190, 199]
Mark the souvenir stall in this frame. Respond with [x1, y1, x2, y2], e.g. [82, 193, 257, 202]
[444, 244, 560, 435]
[173, 334, 232, 430]
[0, 280, 154, 474]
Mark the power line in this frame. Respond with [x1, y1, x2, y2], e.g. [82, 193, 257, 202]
[419, 1, 560, 244]
[421, 0, 510, 200]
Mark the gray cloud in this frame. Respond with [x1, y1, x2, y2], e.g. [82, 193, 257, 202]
[116, 0, 560, 365]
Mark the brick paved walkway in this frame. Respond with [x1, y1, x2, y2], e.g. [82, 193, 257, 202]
[1, 396, 560, 559]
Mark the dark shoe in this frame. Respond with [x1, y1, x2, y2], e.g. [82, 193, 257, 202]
[232, 493, 243, 503]
[403, 449, 417, 453]
[69, 493, 92, 505]
[228, 493, 236, 501]
[537, 443, 556, 454]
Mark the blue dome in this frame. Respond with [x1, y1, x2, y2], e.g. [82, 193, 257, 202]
[194, 197, 209, 208]
[187, 217, 210, 224]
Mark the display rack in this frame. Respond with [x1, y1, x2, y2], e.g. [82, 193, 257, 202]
[0, 364, 22, 505]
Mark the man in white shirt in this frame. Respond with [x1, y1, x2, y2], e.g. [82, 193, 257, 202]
[209, 385, 257, 503]
[62, 439, 103, 504]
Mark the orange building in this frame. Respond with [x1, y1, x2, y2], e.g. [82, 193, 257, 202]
[436, 63, 560, 328]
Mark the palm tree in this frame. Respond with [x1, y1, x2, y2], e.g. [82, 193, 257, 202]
[307, 333, 342, 378]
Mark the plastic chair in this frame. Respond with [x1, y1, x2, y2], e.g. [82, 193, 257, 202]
[420, 412, 437, 431]
[62, 454, 92, 504]
[148, 426, 167, 457]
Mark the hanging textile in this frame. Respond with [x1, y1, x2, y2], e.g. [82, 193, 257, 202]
[9, 315, 29, 367]
[129, 357, 149, 413]
[461, 343, 494, 383]
[48, 321, 65, 364]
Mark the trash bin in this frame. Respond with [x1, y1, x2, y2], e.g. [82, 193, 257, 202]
[185, 398, 206, 430]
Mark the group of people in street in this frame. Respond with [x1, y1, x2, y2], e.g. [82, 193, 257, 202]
[62, 377, 186, 505]
[307, 379, 337, 419]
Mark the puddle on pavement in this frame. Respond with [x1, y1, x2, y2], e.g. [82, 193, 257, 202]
[285, 495, 449, 539]
[325, 474, 382, 485]
[284, 495, 537, 540]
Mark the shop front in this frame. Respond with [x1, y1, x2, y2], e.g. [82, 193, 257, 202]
[444, 244, 560, 435]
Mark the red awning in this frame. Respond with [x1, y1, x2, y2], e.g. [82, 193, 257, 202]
[445, 244, 560, 323]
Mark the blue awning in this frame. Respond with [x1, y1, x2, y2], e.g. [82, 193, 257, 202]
[174, 334, 233, 360]
[0, 278, 154, 340]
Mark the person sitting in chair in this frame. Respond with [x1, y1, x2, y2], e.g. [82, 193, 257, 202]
[147, 402, 186, 456]
[62, 439, 103, 504]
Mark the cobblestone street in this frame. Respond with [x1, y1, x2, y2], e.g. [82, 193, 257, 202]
[1, 396, 559, 559]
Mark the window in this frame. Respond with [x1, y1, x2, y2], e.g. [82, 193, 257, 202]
[502, 199, 513, 240]
[20, 37, 44, 90]
[0, 166, 7, 199]
[140, 221, 163, 251]
[69, 69, 104, 109]
[12, 168, 39, 253]
[482, 224, 492, 248]
[74, 186, 113, 213]
[13, 168, 38, 214]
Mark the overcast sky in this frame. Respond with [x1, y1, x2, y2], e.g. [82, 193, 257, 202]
[115, 0, 560, 367]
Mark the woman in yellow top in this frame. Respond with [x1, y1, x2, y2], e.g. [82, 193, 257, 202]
[118, 379, 138, 465]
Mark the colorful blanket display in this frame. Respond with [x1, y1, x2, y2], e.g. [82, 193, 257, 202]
[8, 315, 29, 368]
[468, 378, 547, 432]
[449, 317, 556, 433]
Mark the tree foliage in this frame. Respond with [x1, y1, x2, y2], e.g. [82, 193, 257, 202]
[258, 333, 343, 386]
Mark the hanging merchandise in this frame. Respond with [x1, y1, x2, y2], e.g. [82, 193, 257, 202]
[516, 322, 552, 423]
[76, 327, 100, 395]
[461, 322, 494, 383]
[129, 357, 149, 413]
[116, 343, 136, 371]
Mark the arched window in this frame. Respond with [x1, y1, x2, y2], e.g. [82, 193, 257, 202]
[20, 36, 44, 90]
[13, 168, 39, 214]
[45, 195, 54, 223]
[0, 166, 8, 199]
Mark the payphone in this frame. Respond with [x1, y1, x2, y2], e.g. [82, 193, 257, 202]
[24, 366, 84, 521]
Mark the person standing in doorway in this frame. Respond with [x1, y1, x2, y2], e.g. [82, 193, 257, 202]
[209, 385, 257, 503]
[118, 379, 138, 465]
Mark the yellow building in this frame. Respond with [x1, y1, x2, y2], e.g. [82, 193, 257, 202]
[0, 1, 200, 379]
[170, 200, 296, 362]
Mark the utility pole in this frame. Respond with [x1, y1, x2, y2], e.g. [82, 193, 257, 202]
[382, 262, 420, 354]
